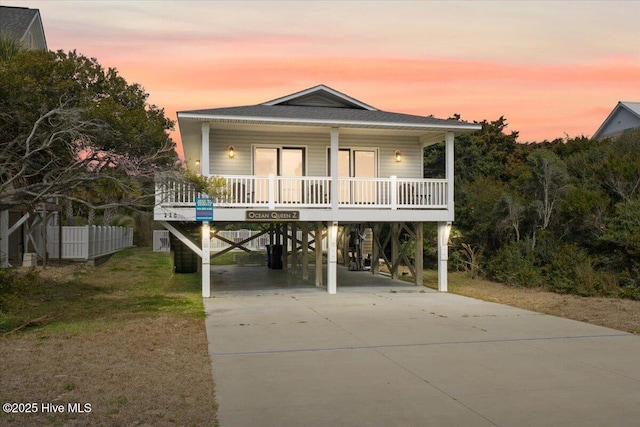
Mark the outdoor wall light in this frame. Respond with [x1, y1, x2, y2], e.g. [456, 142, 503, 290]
[195, 159, 200, 165]
[228, 145, 235, 159]
[395, 150, 402, 162]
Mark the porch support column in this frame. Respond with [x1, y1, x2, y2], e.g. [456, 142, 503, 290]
[391, 223, 399, 279]
[201, 122, 210, 176]
[371, 223, 380, 275]
[301, 223, 309, 280]
[445, 131, 454, 213]
[291, 222, 298, 275]
[1, 210, 9, 268]
[415, 222, 423, 286]
[315, 222, 323, 287]
[282, 223, 288, 271]
[327, 221, 338, 294]
[202, 221, 211, 298]
[437, 221, 451, 292]
[330, 128, 339, 211]
[342, 224, 350, 266]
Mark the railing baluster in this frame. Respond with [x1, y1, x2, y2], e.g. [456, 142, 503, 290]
[155, 173, 448, 211]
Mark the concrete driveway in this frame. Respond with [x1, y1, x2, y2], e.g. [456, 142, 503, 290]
[204, 267, 640, 426]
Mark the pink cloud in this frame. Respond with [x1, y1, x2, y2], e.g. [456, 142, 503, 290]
[115, 55, 640, 94]
[95, 55, 640, 156]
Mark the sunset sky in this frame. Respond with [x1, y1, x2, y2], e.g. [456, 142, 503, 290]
[8, 0, 640, 156]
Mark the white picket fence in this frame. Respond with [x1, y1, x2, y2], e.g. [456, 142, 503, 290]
[153, 230, 171, 252]
[47, 226, 134, 260]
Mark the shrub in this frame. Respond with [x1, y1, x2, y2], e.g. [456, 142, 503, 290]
[572, 260, 619, 297]
[618, 264, 640, 300]
[543, 244, 589, 294]
[454, 243, 484, 278]
[487, 241, 544, 288]
[0, 268, 38, 314]
[543, 244, 623, 297]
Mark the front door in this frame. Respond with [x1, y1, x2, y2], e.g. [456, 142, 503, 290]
[333, 149, 377, 204]
[353, 150, 376, 204]
[254, 147, 305, 203]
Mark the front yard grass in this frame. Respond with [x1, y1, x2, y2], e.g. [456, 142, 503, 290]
[0, 248, 217, 427]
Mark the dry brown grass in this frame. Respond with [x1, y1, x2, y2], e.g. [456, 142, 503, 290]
[367, 265, 638, 334]
[0, 249, 217, 427]
[432, 271, 640, 334]
[0, 317, 216, 427]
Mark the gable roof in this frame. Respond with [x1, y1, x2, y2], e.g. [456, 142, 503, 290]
[263, 84, 377, 110]
[0, 6, 47, 50]
[179, 84, 479, 133]
[593, 101, 640, 140]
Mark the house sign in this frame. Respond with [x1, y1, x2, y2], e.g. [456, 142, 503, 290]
[195, 197, 214, 221]
[245, 210, 300, 221]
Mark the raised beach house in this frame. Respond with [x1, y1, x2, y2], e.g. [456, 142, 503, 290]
[155, 85, 480, 296]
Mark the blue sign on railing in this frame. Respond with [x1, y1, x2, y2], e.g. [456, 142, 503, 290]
[195, 197, 214, 221]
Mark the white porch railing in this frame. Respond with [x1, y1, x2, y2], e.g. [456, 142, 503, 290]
[155, 174, 447, 210]
[219, 175, 332, 208]
[46, 226, 134, 260]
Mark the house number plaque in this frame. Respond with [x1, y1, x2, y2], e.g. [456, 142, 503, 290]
[245, 210, 300, 221]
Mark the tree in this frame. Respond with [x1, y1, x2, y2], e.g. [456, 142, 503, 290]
[525, 150, 569, 231]
[0, 35, 24, 62]
[557, 186, 608, 249]
[564, 129, 640, 202]
[601, 131, 640, 202]
[495, 192, 525, 243]
[423, 116, 522, 182]
[455, 116, 520, 182]
[454, 176, 505, 252]
[0, 47, 177, 214]
[601, 198, 640, 263]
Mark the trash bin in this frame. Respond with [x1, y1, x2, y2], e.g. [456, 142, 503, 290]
[271, 244, 283, 269]
[266, 245, 272, 268]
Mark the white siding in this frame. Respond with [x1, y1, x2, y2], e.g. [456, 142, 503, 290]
[207, 129, 422, 178]
[599, 109, 640, 139]
[208, 129, 330, 176]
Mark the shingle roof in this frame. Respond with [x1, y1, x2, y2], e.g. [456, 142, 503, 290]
[179, 85, 480, 132]
[181, 104, 464, 127]
[0, 6, 39, 41]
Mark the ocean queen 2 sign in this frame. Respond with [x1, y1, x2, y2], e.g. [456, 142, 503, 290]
[195, 197, 214, 221]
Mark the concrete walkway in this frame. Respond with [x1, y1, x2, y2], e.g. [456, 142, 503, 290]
[204, 267, 640, 426]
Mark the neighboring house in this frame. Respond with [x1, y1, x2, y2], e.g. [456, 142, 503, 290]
[0, 5, 47, 267]
[155, 84, 480, 296]
[0, 5, 47, 50]
[592, 101, 640, 140]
